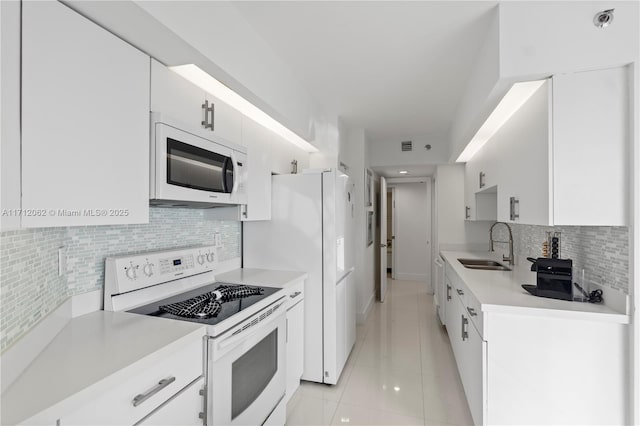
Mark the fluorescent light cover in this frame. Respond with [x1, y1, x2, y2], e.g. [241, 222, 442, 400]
[399, 170, 409, 174]
[456, 80, 546, 162]
[169, 64, 318, 153]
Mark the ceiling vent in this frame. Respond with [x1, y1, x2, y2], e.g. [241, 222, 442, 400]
[401, 141, 412, 152]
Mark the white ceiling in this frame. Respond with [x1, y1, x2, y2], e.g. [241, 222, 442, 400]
[83, 0, 498, 176]
[232, 1, 497, 144]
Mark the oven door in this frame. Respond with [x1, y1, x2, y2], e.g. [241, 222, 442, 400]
[152, 122, 237, 205]
[208, 306, 286, 426]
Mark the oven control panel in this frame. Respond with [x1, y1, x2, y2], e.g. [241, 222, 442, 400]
[105, 245, 218, 297]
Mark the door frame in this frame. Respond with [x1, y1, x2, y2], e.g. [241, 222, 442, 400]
[388, 186, 397, 280]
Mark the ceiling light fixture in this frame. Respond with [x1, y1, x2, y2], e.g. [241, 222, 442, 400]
[169, 64, 318, 153]
[456, 79, 546, 163]
[399, 170, 409, 174]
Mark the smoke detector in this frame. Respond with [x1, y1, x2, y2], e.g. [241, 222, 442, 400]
[593, 9, 614, 28]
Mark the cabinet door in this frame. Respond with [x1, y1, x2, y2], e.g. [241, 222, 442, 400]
[553, 67, 628, 226]
[444, 277, 461, 361]
[286, 300, 304, 402]
[205, 93, 242, 145]
[150, 59, 206, 131]
[22, 1, 149, 227]
[463, 160, 478, 220]
[461, 321, 485, 426]
[241, 117, 272, 221]
[137, 378, 205, 426]
[1, 0, 21, 230]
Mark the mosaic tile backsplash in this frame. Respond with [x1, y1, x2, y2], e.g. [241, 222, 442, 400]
[492, 224, 629, 294]
[0, 208, 241, 352]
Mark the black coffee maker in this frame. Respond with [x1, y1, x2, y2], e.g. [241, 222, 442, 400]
[522, 258, 573, 301]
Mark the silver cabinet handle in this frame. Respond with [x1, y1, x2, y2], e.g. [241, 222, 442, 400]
[209, 102, 215, 132]
[289, 291, 302, 299]
[465, 206, 471, 219]
[446, 285, 451, 301]
[132, 377, 176, 407]
[456, 289, 464, 296]
[510, 196, 520, 221]
[201, 100, 214, 130]
[201, 100, 212, 129]
[466, 307, 477, 317]
[479, 171, 486, 188]
[461, 315, 469, 341]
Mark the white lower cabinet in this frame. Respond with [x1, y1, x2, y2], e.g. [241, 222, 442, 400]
[285, 280, 305, 402]
[136, 377, 205, 426]
[59, 338, 203, 426]
[447, 285, 485, 426]
[444, 260, 628, 425]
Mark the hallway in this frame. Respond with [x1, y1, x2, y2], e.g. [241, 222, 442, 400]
[285, 279, 473, 425]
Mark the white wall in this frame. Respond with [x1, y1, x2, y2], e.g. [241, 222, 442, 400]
[499, 1, 639, 79]
[368, 133, 449, 167]
[392, 181, 430, 285]
[448, 6, 501, 161]
[450, 1, 640, 162]
[341, 124, 375, 324]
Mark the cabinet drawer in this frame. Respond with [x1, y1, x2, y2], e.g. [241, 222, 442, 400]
[61, 337, 203, 426]
[464, 292, 483, 339]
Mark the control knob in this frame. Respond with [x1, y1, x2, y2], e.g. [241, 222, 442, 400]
[206, 252, 215, 263]
[197, 254, 205, 265]
[125, 263, 139, 280]
[143, 262, 155, 277]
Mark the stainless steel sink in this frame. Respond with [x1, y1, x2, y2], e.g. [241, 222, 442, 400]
[458, 258, 511, 271]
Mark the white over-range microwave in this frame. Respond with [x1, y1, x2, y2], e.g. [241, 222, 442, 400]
[150, 113, 247, 207]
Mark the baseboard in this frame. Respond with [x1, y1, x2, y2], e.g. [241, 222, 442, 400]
[357, 293, 374, 324]
[1, 298, 72, 393]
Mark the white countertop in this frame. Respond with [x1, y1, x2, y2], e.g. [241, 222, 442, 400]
[1, 310, 205, 425]
[440, 250, 629, 324]
[216, 268, 308, 289]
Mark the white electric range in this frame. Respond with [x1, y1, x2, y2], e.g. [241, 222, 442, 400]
[104, 245, 287, 426]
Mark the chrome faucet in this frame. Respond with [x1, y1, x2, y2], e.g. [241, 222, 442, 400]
[489, 222, 514, 265]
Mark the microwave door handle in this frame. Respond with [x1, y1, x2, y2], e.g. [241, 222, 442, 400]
[221, 157, 230, 193]
[229, 151, 239, 195]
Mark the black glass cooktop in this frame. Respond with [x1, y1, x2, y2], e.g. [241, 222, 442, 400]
[128, 282, 281, 326]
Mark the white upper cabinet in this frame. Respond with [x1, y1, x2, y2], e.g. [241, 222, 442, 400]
[464, 66, 629, 226]
[21, 1, 150, 227]
[552, 67, 628, 226]
[150, 59, 242, 145]
[240, 117, 272, 221]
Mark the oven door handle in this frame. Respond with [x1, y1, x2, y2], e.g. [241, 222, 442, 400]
[216, 302, 285, 350]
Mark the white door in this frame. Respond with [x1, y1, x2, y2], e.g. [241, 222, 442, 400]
[380, 177, 388, 302]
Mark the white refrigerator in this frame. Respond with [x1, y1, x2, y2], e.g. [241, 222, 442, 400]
[243, 169, 356, 385]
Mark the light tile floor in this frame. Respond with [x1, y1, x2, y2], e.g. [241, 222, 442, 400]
[285, 279, 474, 426]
